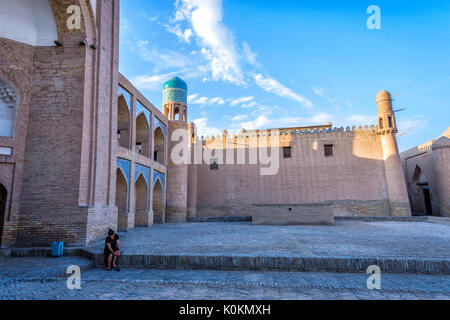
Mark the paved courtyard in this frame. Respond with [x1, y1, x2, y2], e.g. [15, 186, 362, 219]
[0, 257, 449, 300]
[87, 220, 450, 259]
[1, 220, 449, 300]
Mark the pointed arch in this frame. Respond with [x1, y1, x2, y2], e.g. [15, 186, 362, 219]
[152, 179, 164, 224]
[174, 105, 180, 121]
[154, 127, 165, 164]
[116, 168, 128, 231]
[118, 94, 131, 149]
[136, 112, 150, 157]
[134, 174, 149, 227]
[0, 78, 19, 137]
[0, 183, 7, 246]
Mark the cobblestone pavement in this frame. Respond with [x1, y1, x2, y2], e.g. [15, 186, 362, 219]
[0, 258, 449, 300]
[86, 221, 450, 259]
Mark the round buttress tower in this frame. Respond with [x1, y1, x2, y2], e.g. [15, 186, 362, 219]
[376, 90, 411, 216]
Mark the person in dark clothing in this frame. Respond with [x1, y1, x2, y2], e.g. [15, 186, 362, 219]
[104, 229, 120, 271]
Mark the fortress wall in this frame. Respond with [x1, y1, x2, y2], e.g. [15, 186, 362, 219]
[194, 128, 391, 217]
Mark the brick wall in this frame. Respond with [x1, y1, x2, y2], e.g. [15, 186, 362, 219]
[190, 129, 396, 217]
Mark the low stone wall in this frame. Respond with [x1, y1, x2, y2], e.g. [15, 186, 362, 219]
[196, 199, 393, 218]
[252, 203, 334, 225]
[79, 248, 450, 275]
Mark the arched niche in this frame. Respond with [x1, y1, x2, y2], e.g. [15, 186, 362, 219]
[134, 174, 149, 227]
[0, 183, 7, 246]
[154, 127, 165, 164]
[116, 168, 128, 231]
[0, 0, 58, 46]
[118, 95, 131, 149]
[152, 179, 164, 224]
[135, 113, 150, 157]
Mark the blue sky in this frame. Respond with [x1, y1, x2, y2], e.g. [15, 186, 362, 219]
[119, 0, 450, 151]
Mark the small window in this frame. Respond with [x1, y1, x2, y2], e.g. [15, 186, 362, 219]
[388, 116, 393, 128]
[379, 118, 383, 130]
[283, 147, 292, 158]
[210, 159, 219, 170]
[154, 151, 158, 161]
[324, 144, 334, 157]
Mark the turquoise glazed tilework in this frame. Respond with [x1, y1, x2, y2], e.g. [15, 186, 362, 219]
[117, 158, 131, 186]
[135, 164, 150, 187]
[153, 170, 165, 190]
[118, 85, 132, 111]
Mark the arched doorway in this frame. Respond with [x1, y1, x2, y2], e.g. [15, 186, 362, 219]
[0, 184, 7, 246]
[411, 165, 433, 216]
[174, 106, 180, 121]
[116, 168, 128, 231]
[118, 95, 131, 149]
[135, 113, 150, 157]
[153, 179, 164, 224]
[134, 174, 149, 227]
[154, 127, 165, 164]
[0, 78, 19, 137]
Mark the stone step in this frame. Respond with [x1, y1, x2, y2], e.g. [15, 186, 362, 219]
[80, 249, 450, 275]
[187, 216, 252, 223]
[0, 256, 95, 281]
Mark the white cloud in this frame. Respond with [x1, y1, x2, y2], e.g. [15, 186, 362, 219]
[193, 117, 222, 137]
[242, 101, 258, 109]
[254, 74, 314, 108]
[396, 115, 430, 134]
[231, 114, 248, 122]
[164, 24, 194, 43]
[120, 18, 135, 39]
[346, 115, 375, 125]
[239, 112, 332, 131]
[242, 41, 259, 67]
[131, 73, 177, 91]
[313, 87, 353, 109]
[188, 94, 225, 106]
[230, 96, 254, 106]
[139, 11, 160, 22]
[172, 0, 244, 85]
[137, 40, 192, 72]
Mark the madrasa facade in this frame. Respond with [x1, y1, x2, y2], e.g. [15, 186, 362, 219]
[0, 0, 448, 247]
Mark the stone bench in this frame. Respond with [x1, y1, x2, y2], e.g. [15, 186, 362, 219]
[252, 203, 334, 225]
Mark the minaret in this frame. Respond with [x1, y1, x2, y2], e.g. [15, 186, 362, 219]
[163, 77, 188, 122]
[165, 77, 189, 222]
[376, 90, 411, 216]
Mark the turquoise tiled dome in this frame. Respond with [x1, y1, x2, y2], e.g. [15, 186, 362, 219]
[163, 76, 188, 104]
[163, 77, 188, 91]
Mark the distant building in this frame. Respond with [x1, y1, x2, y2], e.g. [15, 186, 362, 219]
[401, 128, 450, 217]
